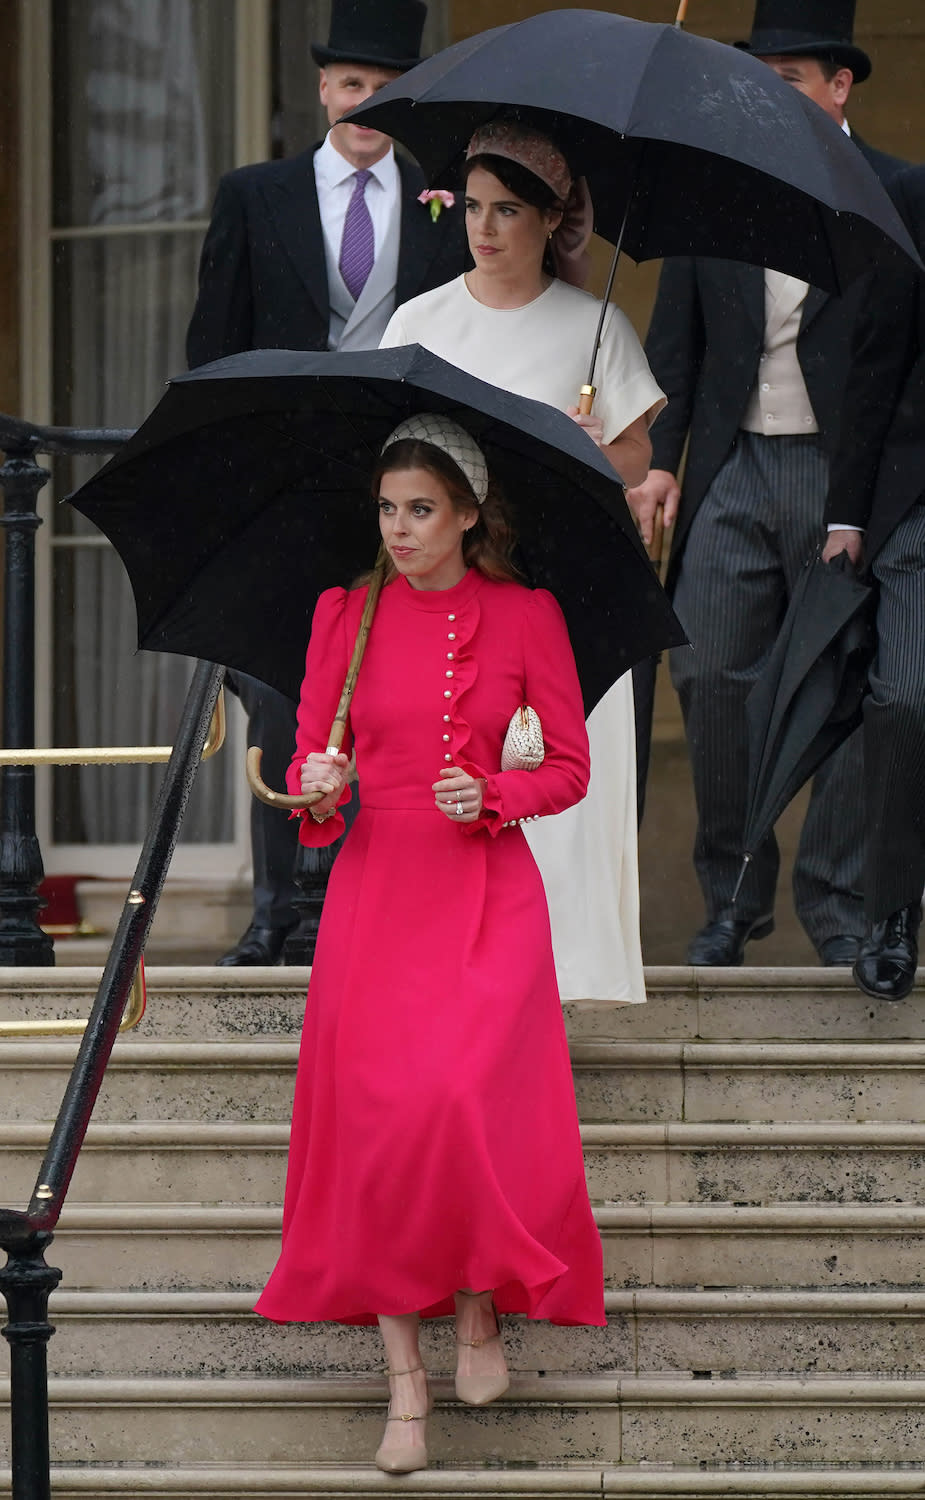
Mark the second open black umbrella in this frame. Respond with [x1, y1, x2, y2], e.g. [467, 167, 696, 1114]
[349, 9, 918, 292]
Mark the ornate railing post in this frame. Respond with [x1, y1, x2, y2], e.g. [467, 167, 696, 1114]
[0, 435, 54, 964]
[0, 1228, 61, 1500]
[284, 838, 343, 964]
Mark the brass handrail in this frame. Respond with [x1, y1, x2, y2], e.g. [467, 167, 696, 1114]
[0, 689, 225, 766]
[0, 959, 147, 1038]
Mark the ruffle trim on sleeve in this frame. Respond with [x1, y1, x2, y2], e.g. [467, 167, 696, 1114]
[461, 770, 505, 839]
[291, 784, 352, 848]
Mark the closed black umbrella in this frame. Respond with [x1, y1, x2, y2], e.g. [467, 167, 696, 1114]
[67, 345, 686, 716]
[349, 9, 919, 291]
[733, 551, 876, 902]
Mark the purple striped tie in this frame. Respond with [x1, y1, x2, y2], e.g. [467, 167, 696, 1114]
[339, 169, 375, 302]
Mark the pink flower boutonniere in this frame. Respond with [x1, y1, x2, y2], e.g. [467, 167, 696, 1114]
[418, 189, 455, 223]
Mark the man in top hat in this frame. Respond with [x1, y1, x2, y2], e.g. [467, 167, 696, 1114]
[626, 0, 908, 968]
[187, 0, 466, 965]
[822, 165, 925, 1000]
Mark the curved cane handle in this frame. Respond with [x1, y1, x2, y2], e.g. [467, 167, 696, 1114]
[245, 745, 325, 810]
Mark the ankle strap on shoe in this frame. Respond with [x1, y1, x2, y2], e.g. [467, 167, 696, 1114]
[385, 1363, 425, 1377]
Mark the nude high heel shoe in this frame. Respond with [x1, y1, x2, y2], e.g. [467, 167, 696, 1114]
[455, 1291, 510, 1406]
[374, 1363, 431, 1474]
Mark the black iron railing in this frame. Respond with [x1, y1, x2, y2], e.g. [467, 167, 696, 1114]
[0, 416, 228, 1499]
[0, 654, 223, 1500]
[0, 412, 334, 1496]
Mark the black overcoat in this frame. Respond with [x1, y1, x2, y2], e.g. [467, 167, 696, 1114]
[827, 165, 925, 562]
[643, 135, 908, 591]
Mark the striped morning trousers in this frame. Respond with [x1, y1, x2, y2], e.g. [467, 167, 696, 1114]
[670, 431, 866, 951]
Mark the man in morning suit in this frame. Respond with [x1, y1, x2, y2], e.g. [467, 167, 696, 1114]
[823, 166, 925, 1001]
[187, 0, 466, 966]
[626, 0, 908, 968]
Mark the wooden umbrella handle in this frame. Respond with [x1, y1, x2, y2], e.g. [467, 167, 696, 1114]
[246, 745, 324, 810]
[580, 381, 666, 564]
[675, 0, 689, 25]
[246, 559, 387, 810]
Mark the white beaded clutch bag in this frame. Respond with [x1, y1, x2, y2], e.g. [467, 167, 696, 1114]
[501, 705, 545, 772]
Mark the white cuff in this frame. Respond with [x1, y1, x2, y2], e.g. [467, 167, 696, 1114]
[826, 523, 864, 533]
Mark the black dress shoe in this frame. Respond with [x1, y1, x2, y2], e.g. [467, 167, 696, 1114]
[818, 934, 862, 967]
[853, 904, 922, 1002]
[216, 923, 292, 966]
[686, 914, 775, 966]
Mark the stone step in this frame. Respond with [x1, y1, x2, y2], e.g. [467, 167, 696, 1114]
[565, 970, 925, 1045]
[573, 1040, 925, 1124]
[8, 1037, 925, 1125]
[53, 879, 253, 969]
[7, 1466, 925, 1498]
[1, 968, 924, 1045]
[0, 967, 308, 1042]
[8, 1120, 925, 1207]
[0, 1040, 302, 1124]
[22, 1201, 925, 1292]
[3, 1374, 925, 1468]
[37, 1287, 925, 1380]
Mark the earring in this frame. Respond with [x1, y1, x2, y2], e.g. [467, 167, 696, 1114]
[547, 230, 553, 240]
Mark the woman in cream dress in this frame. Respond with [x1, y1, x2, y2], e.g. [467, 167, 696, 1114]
[381, 120, 665, 1003]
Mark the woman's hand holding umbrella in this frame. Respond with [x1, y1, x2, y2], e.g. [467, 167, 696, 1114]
[565, 405, 604, 446]
[299, 750, 350, 819]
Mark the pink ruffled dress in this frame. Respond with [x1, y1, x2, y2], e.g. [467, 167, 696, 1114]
[256, 569, 605, 1327]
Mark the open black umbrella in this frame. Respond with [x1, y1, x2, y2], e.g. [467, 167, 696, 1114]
[732, 551, 876, 902]
[349, 9, 919, 294]
[67, 345, 686, 717]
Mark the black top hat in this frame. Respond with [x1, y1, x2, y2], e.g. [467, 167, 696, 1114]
[311, 0, 427, 73]
[735, 0, 871, 84]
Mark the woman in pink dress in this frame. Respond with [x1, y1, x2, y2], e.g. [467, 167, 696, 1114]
[255, 412, 604, 1473]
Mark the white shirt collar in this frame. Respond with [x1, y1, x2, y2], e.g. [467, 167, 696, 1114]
[315, 131, 397, 193]
[842, 118, 851, 136]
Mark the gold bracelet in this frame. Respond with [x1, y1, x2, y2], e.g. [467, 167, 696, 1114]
[309, 805, 336, 824]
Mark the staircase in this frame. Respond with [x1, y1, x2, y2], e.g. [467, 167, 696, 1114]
[2, 964, 925, 1497]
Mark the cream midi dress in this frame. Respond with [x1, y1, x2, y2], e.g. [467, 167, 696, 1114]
[381, 274, 666, 1001]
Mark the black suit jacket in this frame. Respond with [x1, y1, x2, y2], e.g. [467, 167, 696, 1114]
[825, 165, 925, 563]
[186, 146, 467, 367]
[644, 134, 908, 591]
